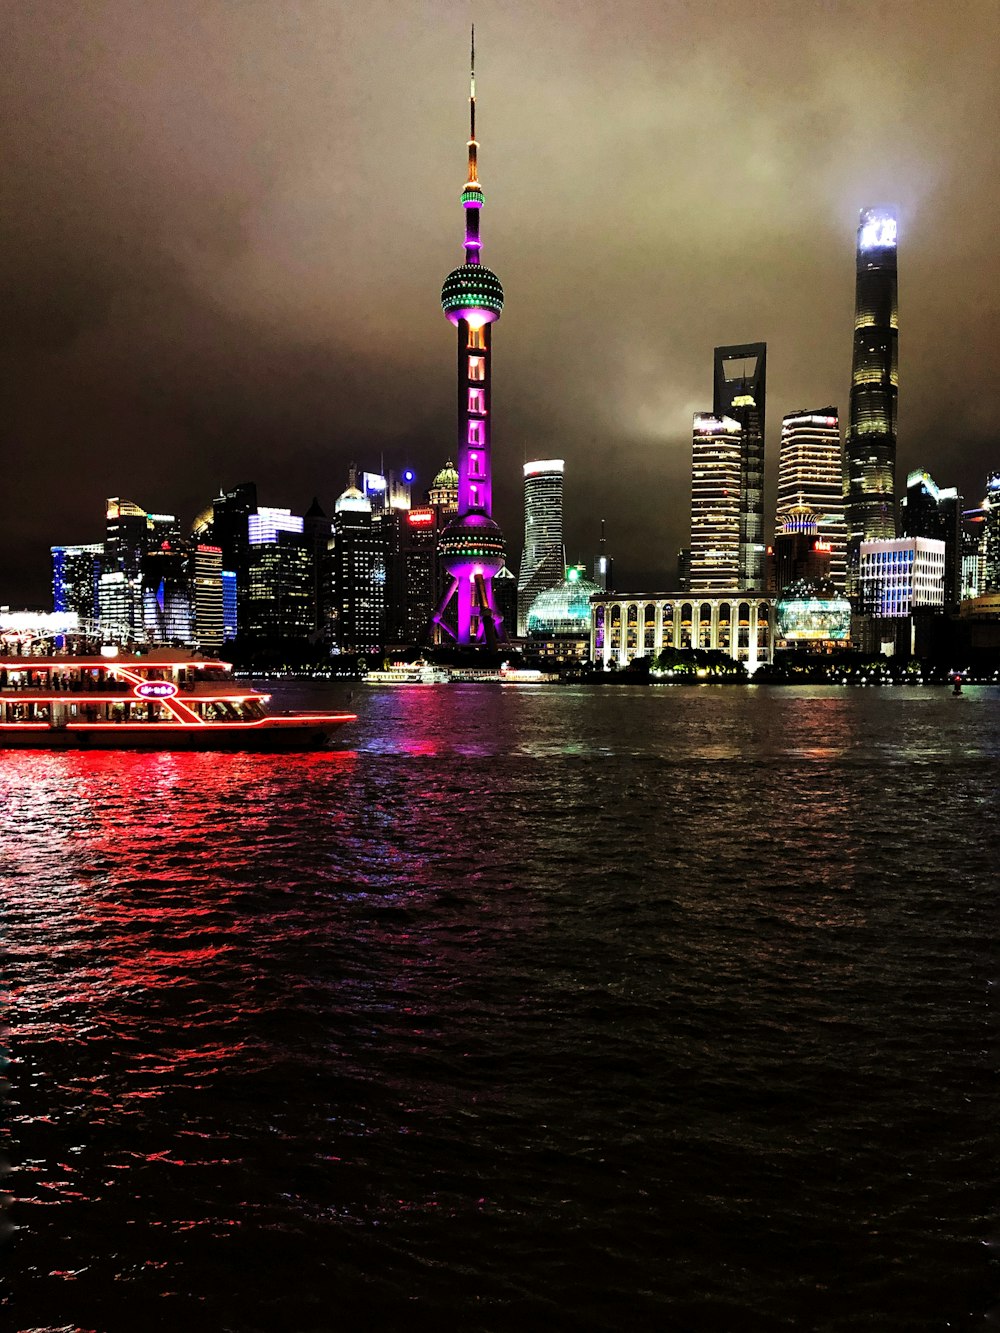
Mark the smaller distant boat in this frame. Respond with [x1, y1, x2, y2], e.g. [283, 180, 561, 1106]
[363, 660, 452, 685]
[498, 666, 559, 685]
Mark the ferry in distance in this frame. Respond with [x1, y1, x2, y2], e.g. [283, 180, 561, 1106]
[0, 647, 355, 750]
[362, 660, 452, 685]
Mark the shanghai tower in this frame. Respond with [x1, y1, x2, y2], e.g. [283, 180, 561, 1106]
[432, 29, 507, 649]
[845, 207, 898, 597]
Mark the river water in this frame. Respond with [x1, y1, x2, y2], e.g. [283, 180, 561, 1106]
[3, 684, 998, 1331]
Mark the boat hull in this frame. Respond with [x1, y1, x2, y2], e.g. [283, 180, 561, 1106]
[0, 716, 355, 751]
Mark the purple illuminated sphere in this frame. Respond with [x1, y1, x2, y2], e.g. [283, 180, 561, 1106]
[438, 511, 506, 577]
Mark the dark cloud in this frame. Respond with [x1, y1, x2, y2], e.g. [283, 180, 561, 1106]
[2, 0, 998, 602]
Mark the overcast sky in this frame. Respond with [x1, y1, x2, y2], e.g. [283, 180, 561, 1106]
[2, 0, 998, 603]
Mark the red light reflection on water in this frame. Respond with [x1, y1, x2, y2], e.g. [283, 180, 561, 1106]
[3, 747, 359, 1006]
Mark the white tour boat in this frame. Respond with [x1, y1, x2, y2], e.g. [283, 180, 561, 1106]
[362, 661, 452, 685]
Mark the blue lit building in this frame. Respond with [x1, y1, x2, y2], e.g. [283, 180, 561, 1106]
[52, 543, 102, 621]
[222, 570, 238, 641]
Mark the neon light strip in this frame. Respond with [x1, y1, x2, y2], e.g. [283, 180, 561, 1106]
[61, 715, 356, 730]
[1, 696, 262, 704]
[0, 660, 234, 669]
[111, 666, 205, 725]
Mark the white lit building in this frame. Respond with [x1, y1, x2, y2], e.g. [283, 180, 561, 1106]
[591, 593, 775, 671]
[517, 459, 565, 634]
[248, 507, 304, 545]
[690, 415, 742, 592]
[859, 537, 945, 617]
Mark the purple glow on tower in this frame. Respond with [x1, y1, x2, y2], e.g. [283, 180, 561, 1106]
[434, 28, 506, 649]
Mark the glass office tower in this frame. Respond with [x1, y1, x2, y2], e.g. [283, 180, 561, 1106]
[516, 459, 565, 634]
[845, 207, 898, 599]
[714, 343, 766, 590]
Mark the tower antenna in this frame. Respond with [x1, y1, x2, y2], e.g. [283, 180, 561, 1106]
[467, 25, 478, 183]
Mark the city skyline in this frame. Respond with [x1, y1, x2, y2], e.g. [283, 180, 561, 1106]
[3, 2, 998, 605]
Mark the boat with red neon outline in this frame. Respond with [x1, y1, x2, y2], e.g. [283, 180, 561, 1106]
[0, 646, 356, 750]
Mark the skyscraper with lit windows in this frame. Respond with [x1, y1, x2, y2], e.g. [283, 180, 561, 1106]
[517, 459, 565, 635]
[846, 207, 898, 598]
[714, 343, 766, 589]
[51, 543, 102, 622]
[899, 469, 962, 604]
[690, 414, 742, 592]
[327, 478, 386, 653]
[777, 408, 847, 590]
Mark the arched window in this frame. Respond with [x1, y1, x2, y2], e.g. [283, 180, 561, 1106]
[757, 605, 770, 651]
[661, 603, 674, 648]
[680, 602, 693, 650]
[699, 602, 713, 650]
[626, 604, 639, 652]
[643, 602, 656, 650]
[717, 601, 732, 652]
[737, 602, 751, 653]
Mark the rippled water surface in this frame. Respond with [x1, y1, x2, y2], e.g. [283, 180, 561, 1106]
[3, 684, 999, 1331]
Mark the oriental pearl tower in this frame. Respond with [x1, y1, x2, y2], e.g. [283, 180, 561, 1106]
[432, 29, 507, 649]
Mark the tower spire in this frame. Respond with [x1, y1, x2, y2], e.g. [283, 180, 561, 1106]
[467, 25, 478, 188]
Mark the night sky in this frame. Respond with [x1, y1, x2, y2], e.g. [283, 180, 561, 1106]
[3, 0, 998, 605]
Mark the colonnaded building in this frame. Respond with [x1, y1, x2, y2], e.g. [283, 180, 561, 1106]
[590, 593, 776, 671]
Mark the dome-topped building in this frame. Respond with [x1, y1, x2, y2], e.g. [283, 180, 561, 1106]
[433, 461, 459, 490]
[429, 460, 460, 511]
[334, 485, 371, 515]
[526, 568, 602, 638]
[776, 578, 851, 646]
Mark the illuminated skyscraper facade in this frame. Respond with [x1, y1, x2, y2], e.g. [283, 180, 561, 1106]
[221, 570, 238, 641]
[433, 32, 507, 649]
[142, 543, 192, 643]
[104, 497, 151, 632]
[983, 472, 1000, 593]
[714, 343, 766, 589]
[777, 409, 847, 590]
[517, 459, 565, 635]
[51, 543, 102, 622]
[210, 482, 258, 620]
[329, 484, 386, 653]
[246, 508, 313, 641]
[859, 537, 945, 617]
[899, 469, 962, 604]
[846, 207, 898, 597]
[190, 544, 224, 650]
[690, 414, 742, 592]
